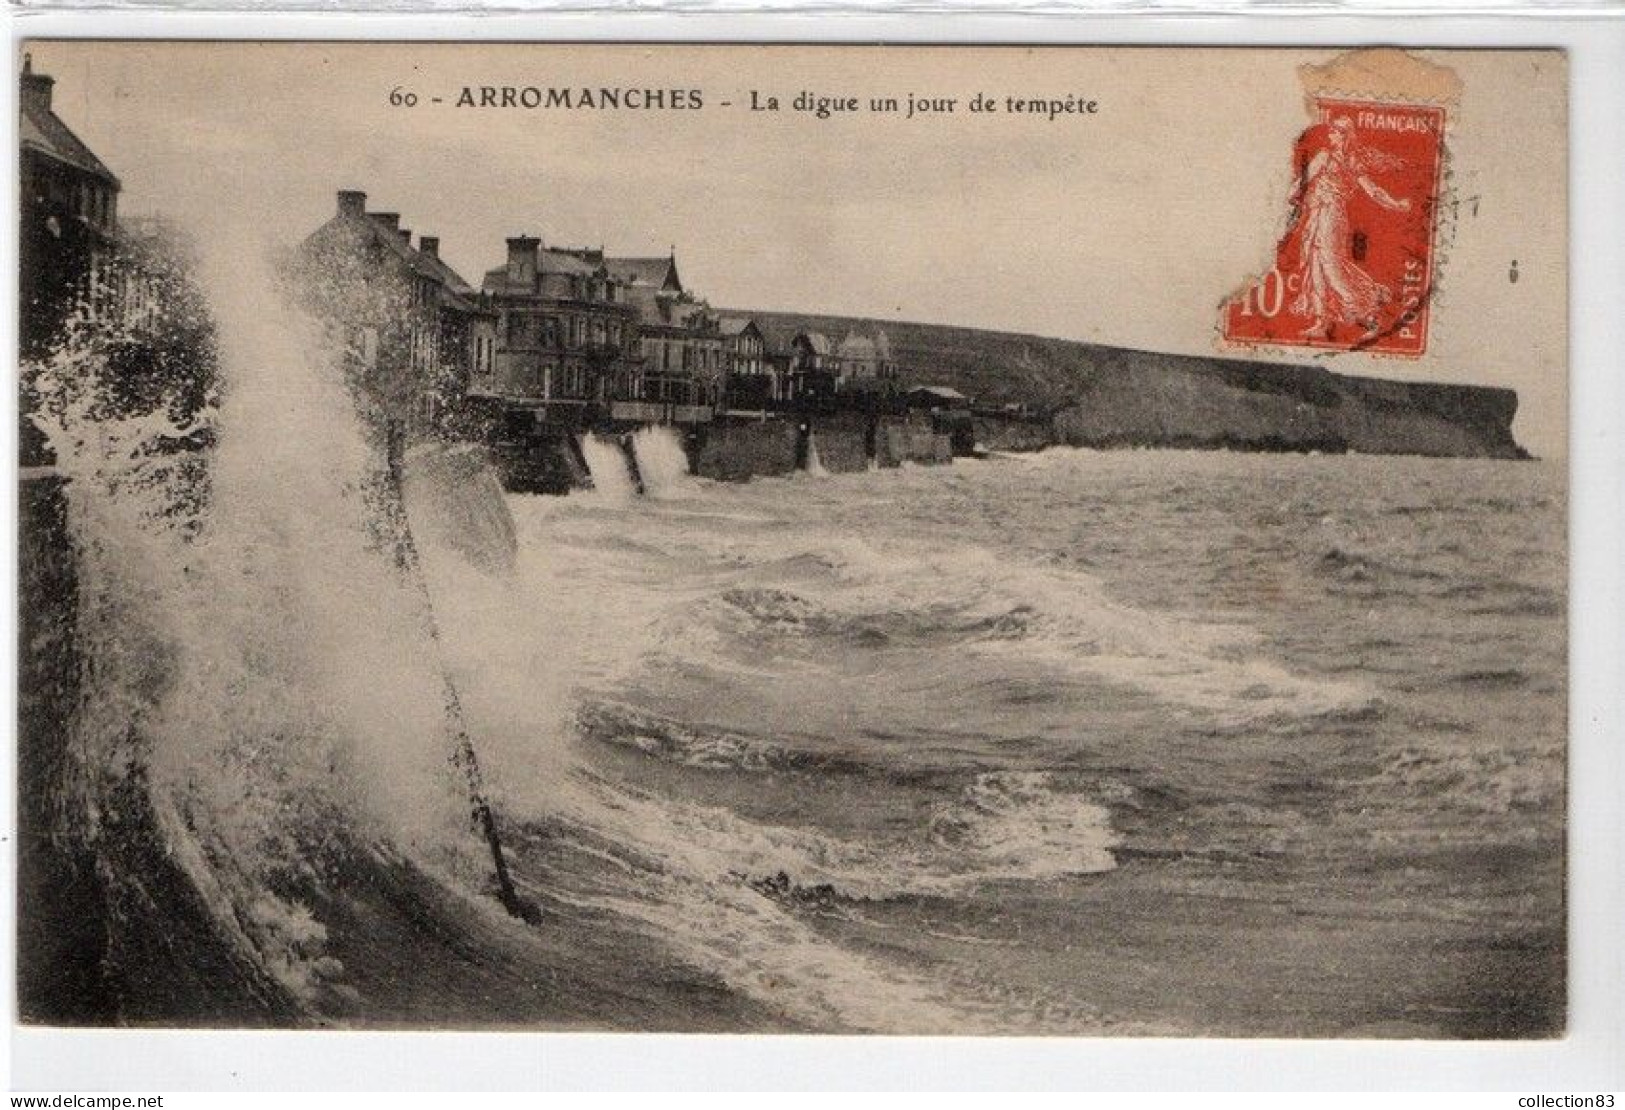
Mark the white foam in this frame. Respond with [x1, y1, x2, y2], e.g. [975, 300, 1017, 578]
[630, 425, 692, 499]
[578, 432, 638, 503]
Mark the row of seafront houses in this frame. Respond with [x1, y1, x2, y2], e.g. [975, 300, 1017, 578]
[20, 58, 983, 488]
[289, 187, 975, 490]
[297, 189, 923, 433]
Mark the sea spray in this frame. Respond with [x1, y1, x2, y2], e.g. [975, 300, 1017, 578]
[578, 432, 638, 502]
[804, 430, 828, 477]
[31, 231, 497, 1006]
[630, 425, 691, 498]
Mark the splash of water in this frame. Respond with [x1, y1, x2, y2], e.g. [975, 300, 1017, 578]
[804, 430, 828, 477]
[30, 229, 490, 1006]
[578, 432, 638, 502]
[630, 425, 691, 499]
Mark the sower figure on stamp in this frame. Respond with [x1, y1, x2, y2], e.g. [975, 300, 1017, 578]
[1291, 115, 1413, 338]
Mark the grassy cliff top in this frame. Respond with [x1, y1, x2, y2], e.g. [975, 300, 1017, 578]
[732, 308, 1509, 416]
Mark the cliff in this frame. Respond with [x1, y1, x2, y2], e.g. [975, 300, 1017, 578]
[740, 310, 1525, 459]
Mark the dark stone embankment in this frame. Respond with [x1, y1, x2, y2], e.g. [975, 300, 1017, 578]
[18, 472, 299, 1026]
[17, 471, 107, 1023]
[689, 413, 951, 484]
[692, 419, 799, 482]
[739, 309, 1527, 460]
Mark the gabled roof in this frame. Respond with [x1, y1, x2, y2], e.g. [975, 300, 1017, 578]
[364, 216, 481, 300]
[635, 294, 714, 331]
[20, 87, 119, 185]
[607, 255, 681, 293]
[304, 209, 481, 311]
[718, 316, 761, 338]
[794, 331, 832, 356]
[415, 248, 476, 297]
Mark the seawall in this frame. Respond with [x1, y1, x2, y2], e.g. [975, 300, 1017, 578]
[18, 471, 300, 1026]
[17, 472, 107, 1023]
[484, 343, 1526, 498]
[689, 414, 950, 484]
[692, 419, 798, 482]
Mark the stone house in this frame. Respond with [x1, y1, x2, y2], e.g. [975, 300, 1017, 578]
[298, 190, 496, 432]
[19, 56, 121, 360]
[480, 239, 640, 416]
[609, 252, 723, 408]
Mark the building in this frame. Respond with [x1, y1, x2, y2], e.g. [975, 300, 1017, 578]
[633, 295, 723, 408]
[835, 329, 897, 394]
[789, 331, 838, 403]
[718, 317, 774, 409]
[17, 59, 216, 466]
[609, 252, 723, 409]
[19, 55, 121, 360]
[481, 238, 641, 420]
[298, 190, 496, 432]
[905, 384, 970, 410]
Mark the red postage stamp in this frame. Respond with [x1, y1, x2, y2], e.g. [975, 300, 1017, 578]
[1223, 97, 1447, 357]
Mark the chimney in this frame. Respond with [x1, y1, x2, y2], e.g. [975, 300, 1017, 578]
[20, 55, 54, 113]
[370, 212, 400, 233]
[419, 236, 439, 258]
[336, 189, 367, 218]
[397, 228, 412, 246]
[506, 236, 540, 286]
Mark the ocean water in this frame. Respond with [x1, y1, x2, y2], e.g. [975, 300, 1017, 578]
[31, 240, 1564, 1037]
[457, 447, 1565, 1037]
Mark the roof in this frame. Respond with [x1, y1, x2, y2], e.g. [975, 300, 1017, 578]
[414, 247, 477, 297]
[607, 255, 681, 292]
[837, 333, 878, 359]
[20, 90, 120, 186]
[794, 332, 832, 356]
[545, 249, 603, 276]
[718, 316, 761, 338]
[304, 210, 482, 310]
[365, 217, 480, 299]
[636, 294, 715, 332]
[908, 385, 967, 401]
[481, 246, 607, 294]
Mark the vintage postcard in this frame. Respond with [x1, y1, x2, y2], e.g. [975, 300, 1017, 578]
[16, 42, 1566, 1039]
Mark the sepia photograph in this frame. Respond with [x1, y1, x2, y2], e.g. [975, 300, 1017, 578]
[15, 41, 1568, 1041]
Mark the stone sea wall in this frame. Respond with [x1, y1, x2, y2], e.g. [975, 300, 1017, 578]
[692, 419, 799, 482]
[807, 414, 870, 474]
[689, 414, 951, 484]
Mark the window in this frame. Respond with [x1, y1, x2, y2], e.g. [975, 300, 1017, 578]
[509, 314, 540, 346]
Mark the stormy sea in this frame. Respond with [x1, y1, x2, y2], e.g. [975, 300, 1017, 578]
[27, 250, 1565, 1038]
